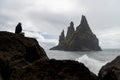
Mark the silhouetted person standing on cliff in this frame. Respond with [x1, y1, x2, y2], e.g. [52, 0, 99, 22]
[15, 22, 22, 34]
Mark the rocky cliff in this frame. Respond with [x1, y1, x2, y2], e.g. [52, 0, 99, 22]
[0, 31, 98, 80]
[50, 15, 102, 51]
[99, 56, 120, 80]
[10, 59, 99, 80]
[0, 31, 49, 80]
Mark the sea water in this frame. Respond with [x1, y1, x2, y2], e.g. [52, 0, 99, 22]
[45, 49, 120, 75]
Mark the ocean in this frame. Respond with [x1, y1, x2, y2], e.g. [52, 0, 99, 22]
[45, 49, 120, 75]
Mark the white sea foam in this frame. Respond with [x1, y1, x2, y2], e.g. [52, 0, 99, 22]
[76, 55, 108, 75]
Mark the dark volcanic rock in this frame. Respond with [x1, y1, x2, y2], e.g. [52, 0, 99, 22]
[0, 31, 99, 80]
[99, 56, 120, 80]
[50, 15, 102, 51]
[66, 21, 75, 41]
[50, 30, 66, 50]
[77, 15, 92, 32]
[0, 31, 48, 80]
[10, 59, 99, 80]
[0, 31, 48, 62]
[69, 15, 101, 51]
[58, 30, 65, 47]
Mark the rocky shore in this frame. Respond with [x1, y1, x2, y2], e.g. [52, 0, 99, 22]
[0, 31, 98, 80]
[99, 56, 120, 80]
[0, 31, 119, 80]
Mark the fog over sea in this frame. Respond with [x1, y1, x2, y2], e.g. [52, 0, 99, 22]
[45, 49, 120, 75]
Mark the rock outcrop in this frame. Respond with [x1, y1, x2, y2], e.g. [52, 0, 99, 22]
[99, 56, 120, 80]
[10, 59, 99, 80]
[58, 30, 66, 48]
[0, 31, 48, 80]
[66, 21, 75, 41]
[0, 31, 99, 80]
[0, 31, 48, 62]
[50, 15, 102, 51]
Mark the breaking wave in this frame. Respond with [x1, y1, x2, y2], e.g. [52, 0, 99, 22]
[76, 55, 108, 75]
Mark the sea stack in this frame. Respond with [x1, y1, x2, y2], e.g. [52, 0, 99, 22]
[50, 15, 102, 51]
[66, 21, 75, 41]
[58, 30, 66, 49]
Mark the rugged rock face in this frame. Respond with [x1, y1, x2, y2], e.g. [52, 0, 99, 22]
[10, 59, 99, 80]
[50, 15, 102, 51]
[51, 30, 66, 50]
[0, 31, 48, 62]
[99, 56, 120, 80]
[77, 15, 92, 32]
[0, 31, 99, 80]
[58, 30, 65, 47]
[0, 31, 48, 80]
[66, 21, 75, 41]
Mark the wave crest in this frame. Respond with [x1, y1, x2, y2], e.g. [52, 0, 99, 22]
[76, 55, 107, 75]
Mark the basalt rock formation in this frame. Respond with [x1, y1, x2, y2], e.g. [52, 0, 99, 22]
[66, 21, 75, 41]
[0, 31, 99, 80]
[99, 56, 120, 80]
[58, 30, 66, 48]
[50, 15, 102, 51]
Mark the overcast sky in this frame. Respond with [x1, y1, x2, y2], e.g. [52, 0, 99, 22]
[0, 0, 120, 49]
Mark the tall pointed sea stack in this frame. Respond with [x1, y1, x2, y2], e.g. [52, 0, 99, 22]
[66, 21, 75, 41]
[58, 30, 65, 47]
[77, 15, 92, 32]
[50, 15, 102, 51]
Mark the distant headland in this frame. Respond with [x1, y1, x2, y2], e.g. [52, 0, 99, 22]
[50, 15, 102, 51]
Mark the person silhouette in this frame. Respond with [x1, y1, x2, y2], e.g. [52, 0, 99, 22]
[15, 22, 22, 34]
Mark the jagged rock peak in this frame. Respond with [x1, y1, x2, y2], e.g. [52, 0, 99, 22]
[80, 15, 88, 26]
[60, 30, 65, 40]
[66, 21, 75, 40]
[77, 15, 92, 32]
[58, 30, 65, 46]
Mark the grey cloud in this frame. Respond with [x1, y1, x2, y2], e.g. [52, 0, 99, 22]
[0, 0, 120, 48]
[29, 11, 67, 26]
